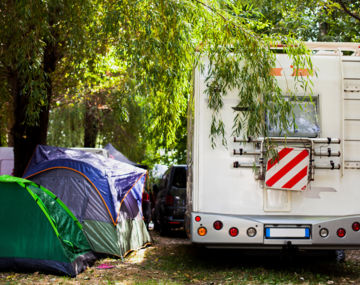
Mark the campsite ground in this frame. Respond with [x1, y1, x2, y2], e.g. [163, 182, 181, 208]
[2, 230, 360, 284]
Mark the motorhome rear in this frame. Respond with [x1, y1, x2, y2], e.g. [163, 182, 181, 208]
[186, 42, 360, 250]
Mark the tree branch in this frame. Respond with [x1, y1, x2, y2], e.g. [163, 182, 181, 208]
[191, 0, 256, 40]
[334, 0, 360, 22]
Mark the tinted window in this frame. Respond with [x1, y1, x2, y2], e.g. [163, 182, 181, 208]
[172, 167, 187, 188]
[160, 169, 170, 188]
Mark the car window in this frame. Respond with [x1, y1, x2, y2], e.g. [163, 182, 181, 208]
[172, 167, 187, 188]
[161, 169, 170, 188]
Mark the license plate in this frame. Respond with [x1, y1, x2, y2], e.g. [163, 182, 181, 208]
[265, 227, 310, 239]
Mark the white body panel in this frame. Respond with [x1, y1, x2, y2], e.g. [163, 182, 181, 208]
[189, 50, 360, 248]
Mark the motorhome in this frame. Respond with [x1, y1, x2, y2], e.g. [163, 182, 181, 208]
[186, 42, 360, 250]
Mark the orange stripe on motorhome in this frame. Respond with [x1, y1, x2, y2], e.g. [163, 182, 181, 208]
[270, 68, 283, 76]
[290, 65, 312, 77]
[24, 166, 117, 226]
[115, 172, 147, 224]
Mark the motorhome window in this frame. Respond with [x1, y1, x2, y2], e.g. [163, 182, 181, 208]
[267, 96, 320, 138]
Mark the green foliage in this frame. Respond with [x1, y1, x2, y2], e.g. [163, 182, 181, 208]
[106, 0, 194, 149]
[5, 0, 356, 168]
[234, 0, 360, 42]
[103, 0, 313, 150]
[0, 0, 100, 124]
[47, 103, 85, 147]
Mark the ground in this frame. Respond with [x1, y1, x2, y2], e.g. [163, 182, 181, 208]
[2, 230, 360, 284]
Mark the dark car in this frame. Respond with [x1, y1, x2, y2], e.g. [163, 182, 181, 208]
[153, 165, 187, 235]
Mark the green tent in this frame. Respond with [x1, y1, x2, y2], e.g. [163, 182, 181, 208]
[0, 175, 95, 276]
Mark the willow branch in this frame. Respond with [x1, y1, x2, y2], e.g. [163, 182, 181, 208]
[191, 0, 259, 41]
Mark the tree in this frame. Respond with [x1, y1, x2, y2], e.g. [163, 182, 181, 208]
[2, 0, 312, 175]
[48, 0, 359, 168]
[0, 0, 100, 176]
[333, 0, 360, 22]
[106, 0, 311, 148]
[233, 0, 360, 42]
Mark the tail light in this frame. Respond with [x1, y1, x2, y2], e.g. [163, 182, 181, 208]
[337, 228, 346, 238]
[165, 194, 174, 206]
[352, 222, 360, 232]
[198, 227, 207, 236]
[142, 192, 150, 202]
[213, 221, 223, 230]
[229, 227, 239, 237]
[195, 216, 201, 222]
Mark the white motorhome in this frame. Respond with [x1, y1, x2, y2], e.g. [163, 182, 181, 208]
[186, 42, 360, 250]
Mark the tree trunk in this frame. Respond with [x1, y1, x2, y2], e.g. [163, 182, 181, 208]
[10, 41, 56, 177]
[10, 72, 43, 177]
[84, 101, 99, 148]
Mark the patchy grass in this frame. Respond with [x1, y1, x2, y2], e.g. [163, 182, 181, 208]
[142, 236, 360, 285]
[1, 231, 360, 284]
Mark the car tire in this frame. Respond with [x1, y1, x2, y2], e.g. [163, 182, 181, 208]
[159, 221, 169, 236]
[154, 219, 160, 231]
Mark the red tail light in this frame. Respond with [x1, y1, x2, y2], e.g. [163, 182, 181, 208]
[142, 192, 150, 201]
[229, 227, 239, 237]
[165, 195, 174, 206]
[337, 228, 346, 238]
[352, 222, 360, 232]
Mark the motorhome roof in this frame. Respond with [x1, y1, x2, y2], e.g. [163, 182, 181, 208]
[273, 42, 360, 56]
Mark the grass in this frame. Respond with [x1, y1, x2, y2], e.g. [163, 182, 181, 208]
[1, 231, 360, 284]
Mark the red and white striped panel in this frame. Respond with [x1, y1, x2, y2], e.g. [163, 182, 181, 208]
[265, 148, 310, 191]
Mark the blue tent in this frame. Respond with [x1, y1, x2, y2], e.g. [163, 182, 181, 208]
[23, 145, 151, 257]
[104, 143, 147, 169]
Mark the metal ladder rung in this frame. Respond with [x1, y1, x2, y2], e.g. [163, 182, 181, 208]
[342, 60, 360, 63]
[344, 77, 360, 80]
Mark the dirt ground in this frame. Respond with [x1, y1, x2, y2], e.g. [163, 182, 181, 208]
[2, 229, 360, 284]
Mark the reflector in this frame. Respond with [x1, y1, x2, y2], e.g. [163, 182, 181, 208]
[165, 195, 174, 206]
[352, 222, 360, 232]
[213, 221, 223, 230]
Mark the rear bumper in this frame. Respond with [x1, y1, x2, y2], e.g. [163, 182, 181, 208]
[190, 212, 360, 249]
[163, 206, 185, 227]
[165, 216, 184, 228]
